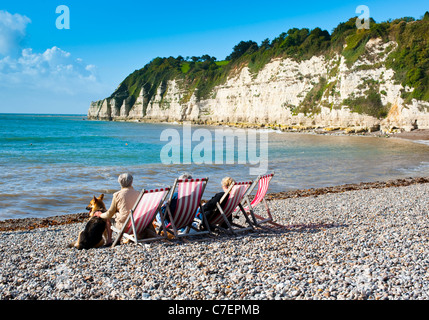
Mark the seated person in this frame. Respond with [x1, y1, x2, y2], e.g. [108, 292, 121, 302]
[196, 176, 235, 225]
[95, 173, 156, 241]
[156, 173, 193, 227]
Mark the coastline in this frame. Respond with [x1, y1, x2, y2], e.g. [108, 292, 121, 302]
[1, 123, 428, 232]
[87, 116, 429, 139]
[1, 175, 428, 232]
[388, 128, 429, 141]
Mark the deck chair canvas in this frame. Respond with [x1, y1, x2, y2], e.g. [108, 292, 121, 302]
[111, 187, 170, 247]
[208, 181, 255, 235]
[163, 178, 210, 238]
[239, 173, 285, 228]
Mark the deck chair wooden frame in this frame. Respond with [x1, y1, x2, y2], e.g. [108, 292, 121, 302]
[111, 187, 170, 247]
[208, 180, 255, 235]
[240, 173, 284, 228]
[163, 177, 210, 238]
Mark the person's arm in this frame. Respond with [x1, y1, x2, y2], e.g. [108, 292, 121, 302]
[99, 194, 118, 220]
[202, 192, 224, 212]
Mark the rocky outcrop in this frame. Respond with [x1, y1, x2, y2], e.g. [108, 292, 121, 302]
[88, 38, 429, 132]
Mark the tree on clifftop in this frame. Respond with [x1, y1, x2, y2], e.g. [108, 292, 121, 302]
[226, 40, 259, 61]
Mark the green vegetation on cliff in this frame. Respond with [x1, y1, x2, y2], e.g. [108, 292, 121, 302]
[386, 13, 429, 102]
[109, 12, 429, 116]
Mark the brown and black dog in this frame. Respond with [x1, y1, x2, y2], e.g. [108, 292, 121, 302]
[69, 194, 111, 250]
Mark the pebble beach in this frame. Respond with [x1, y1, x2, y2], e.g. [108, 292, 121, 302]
[1, 178, 429, 301]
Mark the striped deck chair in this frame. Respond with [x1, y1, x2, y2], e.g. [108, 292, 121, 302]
[208, 181, 254, 235]
[240, 173, 285, 228]
[111, 187, 170, 246]
[164, 178, 210, 238]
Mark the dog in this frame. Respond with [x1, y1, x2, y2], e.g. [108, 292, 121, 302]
[68, 194, 111, 250]
[86, 193, 107, 217]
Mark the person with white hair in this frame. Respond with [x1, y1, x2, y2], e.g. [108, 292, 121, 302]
[96, 173, 140, 235]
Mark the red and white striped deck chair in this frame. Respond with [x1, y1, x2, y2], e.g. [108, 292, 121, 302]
[111, 187, 170, 246]
[240, 173, 284, 228]
[208, 181, 255, 235]
[164, 178, 210, 238]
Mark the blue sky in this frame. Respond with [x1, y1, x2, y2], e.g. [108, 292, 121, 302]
[0, 0, 427, 114]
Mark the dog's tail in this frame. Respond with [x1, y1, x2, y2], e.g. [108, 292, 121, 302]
[68, 231, 84, 250]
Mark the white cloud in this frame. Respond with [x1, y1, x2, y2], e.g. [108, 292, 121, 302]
[0, 10, 31, 56]
[0, 10, 110, 111]
[0, 46, 103, 95]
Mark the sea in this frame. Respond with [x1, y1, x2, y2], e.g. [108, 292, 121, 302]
[1, 113, 429, 220]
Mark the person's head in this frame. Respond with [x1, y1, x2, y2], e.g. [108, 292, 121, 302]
[118, 173, 133, 188]
[179, 173, 192, 179]
[221, 176, 235, 192]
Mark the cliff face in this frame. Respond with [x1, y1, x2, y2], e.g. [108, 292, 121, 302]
[88, 38, 429, 132]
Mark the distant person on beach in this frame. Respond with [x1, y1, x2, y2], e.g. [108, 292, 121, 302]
[95, 173, 156, 241]
[196, 176, 235, 226]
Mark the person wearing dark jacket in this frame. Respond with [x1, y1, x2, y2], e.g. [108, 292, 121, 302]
[196, 176, 235, 222]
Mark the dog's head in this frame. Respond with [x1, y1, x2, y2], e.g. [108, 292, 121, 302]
[86, 194, 106, 216]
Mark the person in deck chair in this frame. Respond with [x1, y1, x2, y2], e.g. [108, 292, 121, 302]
[156, 173, 193, 227]
[196, 176, 235, 228]
[95, 173, 156, 241]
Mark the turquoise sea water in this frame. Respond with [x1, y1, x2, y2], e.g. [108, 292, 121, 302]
[1, 113, 429, 219]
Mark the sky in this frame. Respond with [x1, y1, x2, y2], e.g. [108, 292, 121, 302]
[0, 0, 428, 114]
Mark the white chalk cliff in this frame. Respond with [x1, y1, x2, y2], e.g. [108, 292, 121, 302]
[88, 38, 429, 132]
